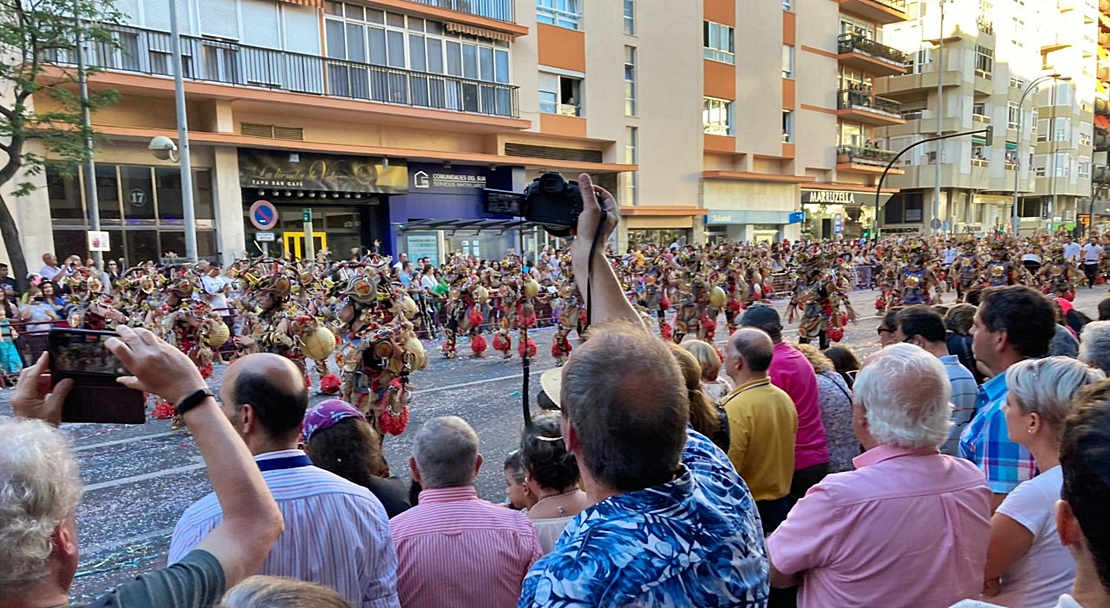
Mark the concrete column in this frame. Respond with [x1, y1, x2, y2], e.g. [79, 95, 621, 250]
[0, 155, 53, 268]
[212, 146, 245, 265]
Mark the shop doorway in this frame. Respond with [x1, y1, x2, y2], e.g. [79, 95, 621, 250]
[283, 232, 328, 260]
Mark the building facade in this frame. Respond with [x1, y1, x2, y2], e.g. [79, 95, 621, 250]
[875, 0, 1097, 236]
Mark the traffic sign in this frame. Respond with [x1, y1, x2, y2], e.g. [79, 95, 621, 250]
[302, 208, 312, 223]
[249, 200, 278, 231]
[256, 231, 276, 242]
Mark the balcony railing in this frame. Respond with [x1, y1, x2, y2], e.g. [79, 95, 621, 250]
[972, 158, 989, 167]
[972, 113, 991, 124]
[409, 0, 514, 22]
[836, 33, 908, 66]
[837, 89, 901, 116]
[53, 24, 519, 119]
[869, 0, 907, 11]
[977, 16, 994, 35]
[837, 145, 897, 166]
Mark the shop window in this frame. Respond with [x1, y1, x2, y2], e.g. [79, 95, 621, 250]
[96, 165, 121, 222]
[121, 166, 156, 223]
[126, 230, 161, 263]
[156, 167, 184, 224]
[884, 192, 924, 223]
[46, 166, 84, 223]
[1021, 199, 1040, 218]
[195, 170, 215, 221]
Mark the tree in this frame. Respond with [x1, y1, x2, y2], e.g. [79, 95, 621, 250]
[0, 0, 121, 288]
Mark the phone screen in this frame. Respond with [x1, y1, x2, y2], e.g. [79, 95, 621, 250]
[50, 331, 128, 377]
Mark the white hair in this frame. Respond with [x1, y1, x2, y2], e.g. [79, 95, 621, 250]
[854, 344, 952, 449]
[1006, 356, 1104, 429]
[0, 418, 82, 595]
[412, 416, 480, 489]
[1080, 321, 1110, 375]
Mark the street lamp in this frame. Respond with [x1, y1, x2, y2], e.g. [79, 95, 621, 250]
[1012, 74, 1069, 235]
[168, 0, 198, 261]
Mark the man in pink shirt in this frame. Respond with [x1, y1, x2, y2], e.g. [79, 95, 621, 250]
[740, 304, 830, 498]
[767, 344, 991, 608]
[390, 416, 542, 608]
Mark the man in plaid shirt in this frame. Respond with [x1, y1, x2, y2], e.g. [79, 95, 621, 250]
[960, 286, 1057, 512]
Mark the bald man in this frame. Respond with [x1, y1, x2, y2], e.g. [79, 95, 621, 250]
[168, 354, 402, 608]
[720, 327, 798, 534]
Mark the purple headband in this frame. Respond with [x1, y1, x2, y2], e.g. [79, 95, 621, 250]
[303, 399, 366, 442]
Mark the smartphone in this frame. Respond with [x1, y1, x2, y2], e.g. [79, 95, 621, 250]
[48, 329, 145, 424]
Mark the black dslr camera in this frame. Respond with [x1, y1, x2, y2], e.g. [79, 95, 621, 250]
[483, 172, 584, 237]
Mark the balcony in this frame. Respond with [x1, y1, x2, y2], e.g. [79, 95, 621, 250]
[60, 25, 519, 119]
[836, 33, 908, 77]
[1095, 164, 1110, 184]
[836, 89, 904, 126]
[972, 158, 989, 167]
[836, 145, 903, 174]
[409, 0, 514, 22]
[836, 0, 908, 25]
[877, 70, 962, 98]
[977, 16, 995, 35]
[972, 113, 992, 125]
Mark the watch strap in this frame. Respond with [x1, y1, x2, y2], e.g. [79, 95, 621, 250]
[175, 388, 215, 417]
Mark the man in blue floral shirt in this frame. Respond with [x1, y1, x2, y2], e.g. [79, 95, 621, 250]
[517, 174, 769, 608]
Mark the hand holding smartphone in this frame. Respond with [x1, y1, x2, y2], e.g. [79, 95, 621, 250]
[48, 328, 145, 424]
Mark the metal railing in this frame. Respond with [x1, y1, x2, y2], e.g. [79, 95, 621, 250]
[837, 89, 901, 116]
[409, 0, 514, 22]
[972, 113, 991, 124]
[836, 33, 908, 66]
[55, 24, 519, 118]
[868, 0, 907, 12]
[837, 145, 897, 166]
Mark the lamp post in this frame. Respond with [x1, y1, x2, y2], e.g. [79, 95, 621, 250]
[1012, 74, 1067, 236]
[168, 0, 198, 261]
[933, 0, 946, 235]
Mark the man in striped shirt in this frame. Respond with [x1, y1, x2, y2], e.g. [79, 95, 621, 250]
[894, 306, 978, 456]
[390, 416, 542, 608]
[169, 353, 401, 608]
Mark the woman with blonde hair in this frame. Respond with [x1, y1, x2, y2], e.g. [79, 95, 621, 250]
[681, 339, 734, 404]
[980, 356, 1104, 607]
[666, 341, 729, 451]
[795, 343, 857, 473]
[220, 576, 351, 608]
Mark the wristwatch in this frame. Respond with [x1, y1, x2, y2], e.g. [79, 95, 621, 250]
[175, 388, 215, 417]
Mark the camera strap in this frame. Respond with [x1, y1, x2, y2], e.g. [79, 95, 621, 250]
[584, 209, 608, 330]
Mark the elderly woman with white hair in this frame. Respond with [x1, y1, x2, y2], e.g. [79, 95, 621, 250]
[768, 344, 992, 607]
[976, 357, 1104, 607]
[1079, 320, 1110, 374]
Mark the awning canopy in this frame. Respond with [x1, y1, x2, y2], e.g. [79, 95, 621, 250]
[396, 218, 545, 234]
[1096, 115, 1110, 132]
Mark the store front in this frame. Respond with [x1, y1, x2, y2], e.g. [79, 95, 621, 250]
[800, 188, 886, 240]
[48, 164, 218, 265]
[704, 210, 797, 244]
[239, 149, 406, 259]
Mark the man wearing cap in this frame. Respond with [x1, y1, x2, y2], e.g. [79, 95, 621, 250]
[168, 353, 402, 608]
[740, 303, 830, 500]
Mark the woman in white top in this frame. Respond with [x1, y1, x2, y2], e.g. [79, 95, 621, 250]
[981, 356, 1105, 607]
[520, 412, 590, 554]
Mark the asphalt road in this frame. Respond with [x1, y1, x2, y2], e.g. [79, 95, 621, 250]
[3, 286, 1105, 601]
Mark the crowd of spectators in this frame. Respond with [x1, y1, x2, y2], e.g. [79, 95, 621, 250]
[4, 174, 1110, 608]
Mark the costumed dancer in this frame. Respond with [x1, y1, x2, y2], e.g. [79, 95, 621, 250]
[441, 266, 486, 358]
[890, 246, 943, 307]
[786, 250, 856, 349]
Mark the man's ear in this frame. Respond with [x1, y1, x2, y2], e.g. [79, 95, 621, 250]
[474, 453, 483, 478]
[240, 403, 256, 434]
[409, 456, 422, 486]
[1056, 499, 1084, 548]
[52, 513, 78, 560]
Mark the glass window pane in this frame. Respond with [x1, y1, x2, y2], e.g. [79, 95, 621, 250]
[408, 17, 424, 31]
[494, 49, 509, 83]
[346, 23, 366, 63]
[194, 170, 214, 221]
[52, 230, 90, 265]
[386, 30, 405, 68]
[427, 38, 443, 73]
[409, 34, 426, 71]
[155, 167, 183, 225]
[125, 230, 160, 265]
[369, 27, 386, 65]
[345, 4, 363, 20]
[47, 166, 83, 223]
[96, 165, 121, 223]
[366, 8, 384, 23]
[386, 12, 404, 27]
[463, 44, 477, 79]
[479, 46, 493, 82]
[446, 41, 462, 76]
[120, 166, 156, 223]
[325, 19, 346, 59]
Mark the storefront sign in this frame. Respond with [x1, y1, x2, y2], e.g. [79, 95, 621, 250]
[238, 150, 408, 194]
[706, 210, 794, 225]
[406, 232, 441, 266]
[803, 189, 893, 207]
[409, 163, 491, 194]
[833, 213, 843, 234]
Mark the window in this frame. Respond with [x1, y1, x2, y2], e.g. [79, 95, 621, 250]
[1055, 117, 1071, 142]
[884, 192, 925, 224]
[703, 21, 735, 64]
[624, 126, 638, 205]
[1034, 154, 1047, 177]
[624, 46, 636, 116]
[972, 102, 986, 118]
[782, 45, 794, 79]
[1037, 118, 1049, 142]
[1055, 81, 1074, 107]
[1009, 77, 1025, 90]
[782, 0, 792, 9]
[1007, 101, 1021, 130]
[782, 110, 794, 143]
[539, 72, 582, 116]
[1055, 152, 1069, 177]
[536, 0, 581, 30]
[703, 97, 733, 135]
[1080, 122, 1092, 146]
[974, 45, 993, 77]
[905, 48, 931, 74]
[1080, 156, 1091, 179]
[624, 0, 634, 35]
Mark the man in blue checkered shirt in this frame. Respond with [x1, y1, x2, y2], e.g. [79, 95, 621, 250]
[960, 286, 1057, 512]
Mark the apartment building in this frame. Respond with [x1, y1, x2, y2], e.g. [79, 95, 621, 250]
[875, 0, 1096, 236]
[1093, 0, 1110, 225]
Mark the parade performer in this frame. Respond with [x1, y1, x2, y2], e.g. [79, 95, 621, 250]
[441, 266, 486, 358]
[891, 247, 943, 307]
[550, 282, 583, 366]
[671, 272, 721, 344]
[786, 251, 856, 349]
[1037, 245, 1080, 300]
[984, 242, 1024, 287]
[951, 249, 982, 302]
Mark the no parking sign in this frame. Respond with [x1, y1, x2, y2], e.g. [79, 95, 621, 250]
[249, 200, 278, 231]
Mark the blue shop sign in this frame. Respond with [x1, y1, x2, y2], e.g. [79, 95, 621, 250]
[706, 210, 798, 226]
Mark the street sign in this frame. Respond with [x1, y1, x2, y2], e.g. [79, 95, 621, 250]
[833, 213, 843, 235]
[256, 232, 276, 242]
[88, 231, 110, 252]
[302, 208, 312, 223]
[930, 218, 942, 230]
[249, 200, 278, 231]
[788, 211, 805, 224]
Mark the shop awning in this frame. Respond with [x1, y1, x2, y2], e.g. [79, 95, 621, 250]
[396, 218, 545, 234]
[1006, 141, 1018, 150]
[1096, 115, 1110, 131]
[277, 0, 322, 7]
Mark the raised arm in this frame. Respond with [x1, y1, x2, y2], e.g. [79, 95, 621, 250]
[571, 173, 642, 329]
